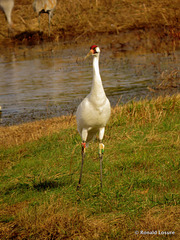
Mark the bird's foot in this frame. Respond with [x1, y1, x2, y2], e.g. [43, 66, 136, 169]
[76, 183, 81, 191]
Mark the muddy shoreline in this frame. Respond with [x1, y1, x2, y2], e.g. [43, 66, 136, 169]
[0, 26, 179, 55]
[0, 29, 180, 127]
[0, 0, 179, 53]
[0, 1, 179, 126]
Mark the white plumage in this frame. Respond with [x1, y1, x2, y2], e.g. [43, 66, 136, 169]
[76, 45, 111, 188]
[76, 45, 111, 144]
[0, 0, 14, 33]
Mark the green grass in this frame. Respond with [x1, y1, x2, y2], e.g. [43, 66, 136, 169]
[0, 95, 180, 239]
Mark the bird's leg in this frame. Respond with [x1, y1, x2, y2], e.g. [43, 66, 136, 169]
[48, 11, 53, 36]
[38, 13, 41, 32]
[77, 141, 86, 190]
[99, 127, 105, 188]
[8, 22, 14, 38]
[8, 26, 12, 38]
[48, 12, 51, 36]
[99, 142, 104, 188]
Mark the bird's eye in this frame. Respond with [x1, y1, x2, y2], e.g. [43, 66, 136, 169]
[93, 47, 97, 53]
[90, 45, 100, 54]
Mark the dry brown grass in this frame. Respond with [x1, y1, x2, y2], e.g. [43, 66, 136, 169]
[0, 115, 75, 148]
[0, 0, 179, 49]
[156, 70, 180, 90]
[0, 199, 113, 239]
[111, 94, 180, 126]
[0, 199, 179, 239]
[0, 94, 179, 149]
[131, 206, 180, 239]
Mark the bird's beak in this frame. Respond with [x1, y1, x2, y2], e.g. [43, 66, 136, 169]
[84, 49, 93, 60]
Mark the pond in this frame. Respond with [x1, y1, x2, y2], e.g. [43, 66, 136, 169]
[0, 42, 179, 126]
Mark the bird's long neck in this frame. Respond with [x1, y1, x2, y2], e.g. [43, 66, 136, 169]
[90, 55, 105, 98]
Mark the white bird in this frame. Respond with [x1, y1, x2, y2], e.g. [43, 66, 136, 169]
[0, 0, 14, 35]
[33, 0, 57, 36]
[76, 45, 111, 188]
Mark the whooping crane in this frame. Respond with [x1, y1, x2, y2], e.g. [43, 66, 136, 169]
[33, 0, 57, 36]
[76, 45, 111, 189]
[0, 0, 14, 35]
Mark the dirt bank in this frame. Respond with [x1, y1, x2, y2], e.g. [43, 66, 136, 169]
[0, 0, 179, 53]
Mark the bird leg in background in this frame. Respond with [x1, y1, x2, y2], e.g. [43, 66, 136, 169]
[38, 13, 41, 32]
[8, 26, 12, 38]
[99, 143, 104, 188]
[77, 141, 86, 190]
[48, 11, 51, 36]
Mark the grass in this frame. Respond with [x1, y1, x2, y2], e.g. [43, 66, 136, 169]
[0, 0, 179, 53]
[0, 94, 180, 239]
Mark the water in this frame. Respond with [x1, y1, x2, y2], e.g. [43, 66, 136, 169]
[0, 42, 179, 126]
